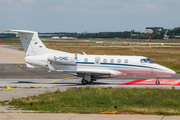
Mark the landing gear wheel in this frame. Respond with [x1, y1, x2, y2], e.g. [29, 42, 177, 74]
[155, 80, 160, 85]
[82, 79, 88, 85]
[155, 77, 160, 85]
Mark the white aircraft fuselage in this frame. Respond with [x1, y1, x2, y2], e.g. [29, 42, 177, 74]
[5, 29, 176, 85]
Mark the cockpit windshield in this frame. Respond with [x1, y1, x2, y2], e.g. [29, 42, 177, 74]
[141, 59, 155, 63]
[146, 59, 155, 63]
[141, 59, 147, 63]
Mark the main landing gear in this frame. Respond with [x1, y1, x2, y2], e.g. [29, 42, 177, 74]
[82, 74, 95, 85]
[82, 79, 95, 85]
[82, 79, 88, 85]
[155, 77, 160, 85]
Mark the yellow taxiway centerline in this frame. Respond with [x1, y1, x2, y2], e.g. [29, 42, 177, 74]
[2, 86, 14, 91]
[43, 76, 76, 83]
[19, 61, 26, 63]
[2, 76, 76, 90]
[9, 58, 19, 59]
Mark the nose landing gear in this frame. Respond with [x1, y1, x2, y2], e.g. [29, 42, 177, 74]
[155, 77, 160, 85]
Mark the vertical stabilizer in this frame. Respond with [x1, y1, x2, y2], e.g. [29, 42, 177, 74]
[5, 29, 48, 56]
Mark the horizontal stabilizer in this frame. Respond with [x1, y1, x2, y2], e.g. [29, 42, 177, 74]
[5, 29, 36, 34]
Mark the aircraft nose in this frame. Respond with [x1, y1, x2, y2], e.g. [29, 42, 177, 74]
[166, 69, 176, 75]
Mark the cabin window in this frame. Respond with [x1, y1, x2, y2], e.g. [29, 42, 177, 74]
[124, 59, 128, 63]
[110, 59, 114, 63]
[84, 58, 88, 62]
[103, 58, 107, 63]
[95, 57, 100, 64]
[117, 59, 121, 63]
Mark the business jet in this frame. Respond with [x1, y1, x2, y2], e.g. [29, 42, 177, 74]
[5, 29, 176, 85]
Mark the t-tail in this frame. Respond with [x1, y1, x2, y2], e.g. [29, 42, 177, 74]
[5, 29, 48, 56]
[5, 29, 72, 69]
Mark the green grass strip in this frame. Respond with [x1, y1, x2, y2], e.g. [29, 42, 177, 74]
[8, 87, 180, 115]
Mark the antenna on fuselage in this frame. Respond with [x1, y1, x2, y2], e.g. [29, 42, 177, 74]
[83, 51, 86, 55]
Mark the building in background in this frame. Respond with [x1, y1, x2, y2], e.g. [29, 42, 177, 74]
[144, 29, 153, 33]
[51, 36, 60, 39]
[144, 27, 164, 33]
[61, 37, 77, 40]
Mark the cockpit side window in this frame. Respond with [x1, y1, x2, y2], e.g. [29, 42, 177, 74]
[141, 59, 147, 63]
[146, 59, 155, 63]
[141, 58, 155, 63]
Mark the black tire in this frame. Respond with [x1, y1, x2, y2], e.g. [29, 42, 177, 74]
[82, 79, 88, 85]
[155, 81, 160, 85]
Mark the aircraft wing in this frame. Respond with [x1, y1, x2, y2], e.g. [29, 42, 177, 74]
[47, 61, 126, 77]
[62, 69, 126, 77]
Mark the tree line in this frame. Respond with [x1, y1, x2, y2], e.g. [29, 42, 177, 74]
[167, 27, 180, 38]
[1, 28, 180, 39]
[39, 30, 165, 39]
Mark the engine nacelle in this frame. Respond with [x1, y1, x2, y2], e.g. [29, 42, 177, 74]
[47, 54, 76, 64]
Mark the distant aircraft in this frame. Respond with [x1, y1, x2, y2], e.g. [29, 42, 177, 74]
[5, 29, 176, 85]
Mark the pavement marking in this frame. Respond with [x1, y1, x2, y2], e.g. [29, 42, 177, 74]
[9, 58, 19, 59]
[3, 86, 14, 90]
[121, 79, 180, 86]
[0, 86, 14, 91]
[0, 48, 25, 59]
[43, 76, 76, 83]
[2, 76, 76, 91]
[41, 75, 60, 77]
[0, 76, 30, 78]
[19, 61, 26, 63]
[0, 75, 68, 78]
[0, 54, 7, 56]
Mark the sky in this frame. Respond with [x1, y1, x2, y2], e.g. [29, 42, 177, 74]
[0, 0, 180, 33]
